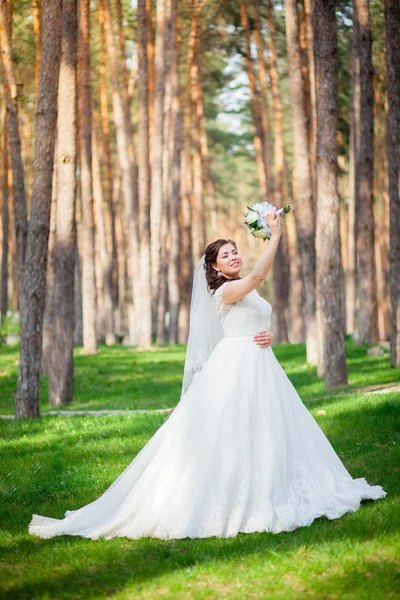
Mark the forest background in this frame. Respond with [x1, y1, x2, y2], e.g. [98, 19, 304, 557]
[0, 0, 399, 418]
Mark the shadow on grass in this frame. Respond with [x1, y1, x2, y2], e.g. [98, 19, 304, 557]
[2, 497, 398, 600]
[0, 392, 398, 598]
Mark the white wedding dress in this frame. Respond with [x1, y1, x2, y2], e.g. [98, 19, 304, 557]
[29, 282, 386, 540]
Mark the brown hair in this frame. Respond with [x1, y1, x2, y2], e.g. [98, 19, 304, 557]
[204, 239, 240, 293]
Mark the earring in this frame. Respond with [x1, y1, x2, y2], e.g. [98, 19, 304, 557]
[217, 271, 222, 277]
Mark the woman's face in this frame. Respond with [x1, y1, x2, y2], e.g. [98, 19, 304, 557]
[213, 243, 242, 279]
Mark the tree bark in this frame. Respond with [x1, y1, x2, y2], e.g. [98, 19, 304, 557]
[167, 0, 181, 344]
[346, 124, 356, 335]
[102, 0, 140, 345]
[253, 0, 274, 195]
[384, 0, 400, 366]
[78, 0, 97, 354]
[240, 0, 268, 202]
[299, 0, 317, 198]
[48, 0, 78, 406]
[99, 3, 118, 310]
[41, 141, 57, 377]
[32, 0, 41, 99]
[1, 103, 8, 323]
[254, 0, 288, 342]
[352, 0, 378, 343]
[146, 0, 155, 148]
[284, 0, 318, 365]
[179, 11, 195, 342]
[151, 0, 167, 339]
[137, 0, 152, 348]
[313, 0, 348, 389]
[15, 0, 62, 418]
[190, 31, 206, 258]
[0, 0, 28, 308]
[92, 123, 114, 346]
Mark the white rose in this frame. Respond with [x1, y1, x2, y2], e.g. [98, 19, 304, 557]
[251, 203, 263, 214]
[252, 228, 268, 239]
[246, 210, 259, 224]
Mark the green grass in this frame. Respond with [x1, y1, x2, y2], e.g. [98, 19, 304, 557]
[1, 338, 399, 415]
[0, 341, 399, 599]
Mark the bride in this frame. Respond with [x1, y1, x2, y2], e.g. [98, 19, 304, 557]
[29, 211, 386, 540]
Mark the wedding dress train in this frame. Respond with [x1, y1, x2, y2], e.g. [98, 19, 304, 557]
[29, 282, 386, 540]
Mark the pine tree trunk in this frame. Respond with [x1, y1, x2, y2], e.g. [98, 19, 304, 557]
[15, 0, 62, 418]
[0, 1, 28, 307]
[313, 0, 348, 389]
[78, 0, 97, 354]
[74, 236, 83, 345]
[48, 0, 78, 405]
[41, 142, 57, 377]
[352, 0, 378, 343]
[179, 11, 195, 342]
[190, 33, 206, 258]
[157, 0, 173, 343]
[240, 0, 268, 201]
[284, 0, 318, 365]
[8, 161, 18, 311]
[384, 0, 400, 366]
[346, 123, 356, 335]
[299, 0, 317, 198]
[32, 0, 41, 99]
[254, 0, 288, 342]
[146, 0, 155, 148]
[92, 124, 114, 346]
[151, 0, 167, 338]
[253, 0, 274, 195]
[99, 5, 118, 311]
[197, 76, 218, 237]
[102, 0, 140, 345]
[1, 106, 9, 322]
[137, 0, 153, 348]
[168, 0, 181, 343]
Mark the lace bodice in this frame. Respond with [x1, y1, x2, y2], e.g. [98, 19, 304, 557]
[214, 281, 272, 337]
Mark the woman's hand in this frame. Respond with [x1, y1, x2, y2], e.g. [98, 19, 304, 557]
[265, 211, 282, 238]
[253, 330, 274, 348]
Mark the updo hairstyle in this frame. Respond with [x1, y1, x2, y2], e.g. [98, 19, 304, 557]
[204, 239, 240, 294]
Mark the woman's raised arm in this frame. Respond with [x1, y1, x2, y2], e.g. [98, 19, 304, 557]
[221, 212, 282, 305]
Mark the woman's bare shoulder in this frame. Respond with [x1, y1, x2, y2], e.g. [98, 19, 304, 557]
[222, 274, 261, 305]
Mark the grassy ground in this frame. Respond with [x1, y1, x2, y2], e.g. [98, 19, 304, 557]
[0, 340, 399, 599]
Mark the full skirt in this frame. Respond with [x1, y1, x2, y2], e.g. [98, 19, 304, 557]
[29, 338, 386, 540]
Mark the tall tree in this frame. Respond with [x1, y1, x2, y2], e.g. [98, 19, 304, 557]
[92, 123, 114, 345]
[16, 0, 62, 418]
[137, 0, 152, 348]
[99, 3, 118, 311]
[102, 0, 140, 345]
[1, 101, 9, 322]
[150, 0, 167, 338]
[0, 0, 28, 305]
[253, 0, 274, 194]
[167, 0, 181, 343]
[352, 0, 378, 343]
[384, 0, 400, 366]
[48, 0, 78, 406]
[32, 0, 41, 99]
[240, 0, 268, 202]
[78, 0, 97, 354]
[313, 0, 348, 388]
[284, 0, 318, 365]
[254, 0, 288, 343]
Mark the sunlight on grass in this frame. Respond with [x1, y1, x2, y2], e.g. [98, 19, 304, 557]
[0, 390, 399, 598]
[1, 339, 399, 416]
[0, 341, 399, 598]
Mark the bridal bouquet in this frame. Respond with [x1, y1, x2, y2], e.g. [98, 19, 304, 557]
[244, 201, 291, 241]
